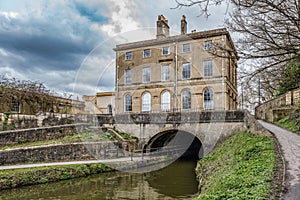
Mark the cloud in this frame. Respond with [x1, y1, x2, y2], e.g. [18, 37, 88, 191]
[0, 0, 231, 100]
[100, 0, 140, 36]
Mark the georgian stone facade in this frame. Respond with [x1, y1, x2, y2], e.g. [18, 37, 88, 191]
[114, 15, 238, 114]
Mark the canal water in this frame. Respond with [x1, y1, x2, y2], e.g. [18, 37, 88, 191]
[0, 160, 199, 200]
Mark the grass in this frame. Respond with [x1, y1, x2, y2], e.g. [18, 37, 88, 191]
[195, 131, 276, 200]
[109, 127, 139, 142]
[0, 130, 116, 150]
[274, 109, 300, 134]
[0, 163, 113, 190]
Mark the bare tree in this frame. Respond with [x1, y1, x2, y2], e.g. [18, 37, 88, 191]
[0, 76, 73, 115]
[175, 0, 300, 102]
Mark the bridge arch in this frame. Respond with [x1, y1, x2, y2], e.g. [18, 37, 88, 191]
[144, 129, 203, 160]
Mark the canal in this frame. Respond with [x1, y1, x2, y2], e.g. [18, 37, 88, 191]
[0, 160, 199, 200]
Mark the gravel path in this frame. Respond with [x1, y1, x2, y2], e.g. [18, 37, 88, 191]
[259, 120, 300, 200]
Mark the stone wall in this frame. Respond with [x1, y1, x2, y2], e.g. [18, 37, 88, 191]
[244, 110, 272, 137]
[0, 124, 88, 147]
[98, 111, 244, 125]
[0, 113, 79, 131]
[0, 142, 125, 165]
[255, 87, 300, 121]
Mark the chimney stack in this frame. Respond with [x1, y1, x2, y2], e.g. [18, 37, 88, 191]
[181, 15, 187, 35]
[156, 15, 170, 39]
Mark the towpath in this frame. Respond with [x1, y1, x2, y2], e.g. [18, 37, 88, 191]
[259, 120, 300, 200]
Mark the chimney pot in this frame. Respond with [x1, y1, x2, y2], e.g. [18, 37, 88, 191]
[181, 15, 187, 35]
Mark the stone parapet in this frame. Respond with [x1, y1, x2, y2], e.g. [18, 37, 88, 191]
[0, 141, 123, 165]
[0, 124, 88, 147]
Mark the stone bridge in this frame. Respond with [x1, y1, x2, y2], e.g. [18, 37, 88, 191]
[97, 111, 245, 158]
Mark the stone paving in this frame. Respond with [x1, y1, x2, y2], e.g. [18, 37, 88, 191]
[259, 120, 300, 200]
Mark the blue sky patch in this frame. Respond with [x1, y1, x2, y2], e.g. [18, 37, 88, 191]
[75, 3, 108, 24]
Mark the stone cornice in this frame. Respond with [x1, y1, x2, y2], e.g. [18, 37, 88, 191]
[114, 28, 237, 56]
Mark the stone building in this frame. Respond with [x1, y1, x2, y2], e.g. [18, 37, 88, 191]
[114, 15, 238, 114]
[83, 92, 115, 114]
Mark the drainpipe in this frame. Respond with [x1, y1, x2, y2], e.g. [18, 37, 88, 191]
[222, 35, 226, 110]
[116, 51, 119, 115]
[174, 42, 178, 112]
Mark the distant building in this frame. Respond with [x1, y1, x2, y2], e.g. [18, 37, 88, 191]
[0, 86, 84, 115]
[83, 92, 115, 114]
[113, 15, 238, 114]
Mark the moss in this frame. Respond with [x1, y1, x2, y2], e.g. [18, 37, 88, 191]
[0, 163, 113, 190]
[0, 130, 115, 150]
[195, 131, 276, 200]
[274, 114, 300, 135]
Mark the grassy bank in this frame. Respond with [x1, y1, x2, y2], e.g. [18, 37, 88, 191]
[0, 130, 115, 150]
[274, 107, 300, 134]
[195, 131, 277, 200]
[0, 163, 113, 190]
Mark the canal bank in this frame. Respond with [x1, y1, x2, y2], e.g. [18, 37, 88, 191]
[0, 160, 199, 200]
[0, 130, 281, 199]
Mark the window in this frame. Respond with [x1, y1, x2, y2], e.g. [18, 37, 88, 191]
[143, 49, 151, 58]
[143, 67, 150, 83]
[142, 92, 151, 112]
[204, 40, 212, 50]
[182, 63, 191, 79]
[161, 64, 170, 81]
[11, 99, 20, 113]
[182, 90, 191, 110]
[204, 88, 214, 110]
[162, 46, 170, 55]
[107, 105, 112, 114]
[161, 91, 170, 111]
[204, 60, 213, 77]
[182, 43, 190, 53]
[125, 69, 132, 84]
[125, 52, 132, 60]
[124, 94, 132, 112]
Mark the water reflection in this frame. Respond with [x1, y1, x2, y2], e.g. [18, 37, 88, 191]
[0, 160, 199, 200]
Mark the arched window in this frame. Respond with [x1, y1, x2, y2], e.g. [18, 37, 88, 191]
[124, 94, 132, 112]
[161, 91, 170, 111]
[204, 88, 214, 110]
[142, 92, 151, 112]
[181, 89, 191, 110]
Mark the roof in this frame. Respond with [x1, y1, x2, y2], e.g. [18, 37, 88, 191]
[96, 92, 115, 97]
[114, 28, 237, 56]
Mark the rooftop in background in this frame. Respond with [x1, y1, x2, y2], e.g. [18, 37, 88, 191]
[114, 15, 237, 57]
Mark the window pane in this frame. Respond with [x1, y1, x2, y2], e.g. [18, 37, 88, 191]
[162, 46, 170, 55]
[182, 90, 191, 110]
[11, 100, 20, 113]
[124, 94, 132, 112]
[161, 91, 170, 111]
[204, 40, 212, 50]
[143, 49, 151, 58]
[143, 67, 150, 83]
[161, 64, 170, 81]
[182, 63, 191, 79]
[142, 92, 151, 112]
[183, 43, 190, 52]
[204, 60, 213, 77]
[107, 105, 112, 114]
[204, 89, 214, 110]
[125, 69, 132, 84]
[125, 52, 132, 60]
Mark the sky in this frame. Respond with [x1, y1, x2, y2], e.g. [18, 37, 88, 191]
[0, 0, 230, 99]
